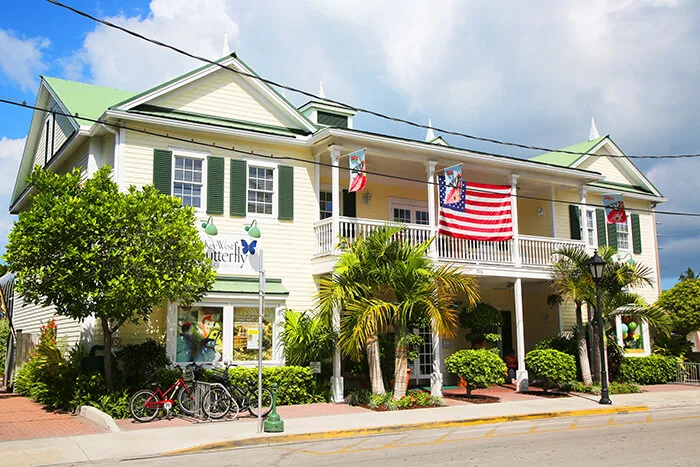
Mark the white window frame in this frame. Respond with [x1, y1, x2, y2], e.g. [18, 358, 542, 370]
[170, 147, 208, 214]
[388, 197, 429, 225]
[585, 209, 597, 248]
[614, 315, 651, 357]
[616, 217, 631, 252]
[245, 158, 278, 220]
[319, 190, 333, 220]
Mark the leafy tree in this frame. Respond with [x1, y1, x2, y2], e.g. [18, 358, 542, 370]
[679, 267, 697, 281]
[5, 167, 215, 389]
[657, 278, 700, 335]
[0, 263, 10, 277]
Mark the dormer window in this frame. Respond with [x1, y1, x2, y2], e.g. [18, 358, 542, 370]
[317, 111, 348, 129]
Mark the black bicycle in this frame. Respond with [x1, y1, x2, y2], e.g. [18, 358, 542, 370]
[201, 363, 273, 420]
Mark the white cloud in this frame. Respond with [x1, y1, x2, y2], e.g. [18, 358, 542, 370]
[64, 0, 240, 91]
[0, 136, 24, 261]
[0, 29, 49, 92]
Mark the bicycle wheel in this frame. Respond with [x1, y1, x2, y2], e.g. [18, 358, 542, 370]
[130, 390, 159, 422]
[202, 386, 231, 420]
[247, 387, 273, 417]
[176, 385, 196, 416]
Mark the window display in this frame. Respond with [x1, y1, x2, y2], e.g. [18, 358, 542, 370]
[619, 316, 646, 354]
[233, 307, 274, 361]
[176, 306, 223, 363]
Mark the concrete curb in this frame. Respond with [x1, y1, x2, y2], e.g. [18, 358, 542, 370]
[79, 406, 121, 433]
[165, 404, 648, 456]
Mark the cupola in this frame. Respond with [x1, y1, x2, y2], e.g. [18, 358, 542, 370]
[298, 81, 357, 129]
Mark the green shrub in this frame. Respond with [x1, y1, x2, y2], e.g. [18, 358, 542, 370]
[445, 349, 507, 396]
[114, 339, 170, 390]
[534, 334, 577, 357]
[347, 389, 372, 406]
[369, 393, 398, 411]
[222, 365, 328, 405]
[618, 355, 678, 385]
[525, 349, 576, 390]
[563, 381, 641, 395]
[0, 318, 9, 379]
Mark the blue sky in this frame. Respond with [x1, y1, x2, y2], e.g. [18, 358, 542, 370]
[2, 0, 700, 291]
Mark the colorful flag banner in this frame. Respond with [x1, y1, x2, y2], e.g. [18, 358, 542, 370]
[602, 193, 627, 224]
[443, 164, 463, 205]
[438, 176, 513, 241]
[348, 148, 367, 192]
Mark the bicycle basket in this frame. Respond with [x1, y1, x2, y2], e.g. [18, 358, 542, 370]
[210, 368, 229, 384]
[182, 366, 196, 382]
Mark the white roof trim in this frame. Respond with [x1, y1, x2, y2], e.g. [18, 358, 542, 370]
[115, 56, 317, 134]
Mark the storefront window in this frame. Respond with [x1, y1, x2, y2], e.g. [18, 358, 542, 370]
[176, 306, 223, 363]
[619, 316, 646, 354]
[233, 307, 274, 361]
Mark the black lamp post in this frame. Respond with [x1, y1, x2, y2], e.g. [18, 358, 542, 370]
[587, 250, 612, 405]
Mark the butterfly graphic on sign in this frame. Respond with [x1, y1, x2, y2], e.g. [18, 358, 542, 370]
[241, 239, 257, 255]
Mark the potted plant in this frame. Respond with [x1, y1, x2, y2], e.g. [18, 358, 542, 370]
[460, 303, 503, 349]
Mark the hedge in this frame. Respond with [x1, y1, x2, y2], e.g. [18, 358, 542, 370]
[618, 355, 678, 385]
[223, 366, 329, 405]
[525, 349, 576, 390]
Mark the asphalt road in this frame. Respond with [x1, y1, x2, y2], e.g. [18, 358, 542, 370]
[82, 406, 700, 466]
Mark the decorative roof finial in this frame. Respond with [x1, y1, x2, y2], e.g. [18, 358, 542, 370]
[426, 119, 436, 142]
[221, 32, 230, 57]
[318, 81, 326, 99]
[589, 117, 600, 141]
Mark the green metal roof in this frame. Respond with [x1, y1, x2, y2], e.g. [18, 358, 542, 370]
[529, 136, 607, 167]
[43, 76, 135, 124]
[210, 277, 288, 295]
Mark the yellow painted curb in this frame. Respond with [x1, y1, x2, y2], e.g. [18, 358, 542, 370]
[164, 404, 648, 456]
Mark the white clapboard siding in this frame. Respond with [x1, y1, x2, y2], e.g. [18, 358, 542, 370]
[12, 294, 83, 348]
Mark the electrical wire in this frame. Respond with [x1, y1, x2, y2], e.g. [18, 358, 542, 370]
[4, 96, 700, 219]
[45, 0, 700, 161]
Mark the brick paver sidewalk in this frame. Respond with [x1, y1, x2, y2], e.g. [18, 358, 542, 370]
[0, 393, 107, 441]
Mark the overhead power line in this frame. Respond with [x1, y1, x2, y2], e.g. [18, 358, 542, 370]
[3, 96, 699, 219]
[46, 0, 700, 161]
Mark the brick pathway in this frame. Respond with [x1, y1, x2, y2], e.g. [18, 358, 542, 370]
[0, 393, 107, 441]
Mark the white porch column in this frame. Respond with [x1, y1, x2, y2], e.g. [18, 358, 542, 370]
[330, 146, 341, 254]
[331, 302, 344, 402]
[314, 154, 321, 221]
[550, 185, 557, 237]
[510, 175, 521, 267]
[425, 160, 439, 258]
[514, 278, 528, 392]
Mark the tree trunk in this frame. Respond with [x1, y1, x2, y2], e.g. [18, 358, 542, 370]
[392, 332, 409, 400]
[101, 317, 113, 391]
[575, 303, 593, 385]
[366, 334, 385, 395]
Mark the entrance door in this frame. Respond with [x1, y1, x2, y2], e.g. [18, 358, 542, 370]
[413, 328, 433, 379]
[389, 200, 428, 225]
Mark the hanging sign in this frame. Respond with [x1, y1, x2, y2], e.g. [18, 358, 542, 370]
[198, 219, 260, 275]
[246, 327, 260, 350]
[602, 193, 627, 224]
[443, 164, 463, 205]
[309, 361, 321, 374]
[348, 148, 367, 192]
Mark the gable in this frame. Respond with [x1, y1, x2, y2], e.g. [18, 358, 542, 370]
[148, 69, 286, 128]
[113, 54, 316, 135]
[529, 136, 606, 167]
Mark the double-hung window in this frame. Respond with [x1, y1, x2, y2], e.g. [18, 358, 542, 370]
[248, 166, 274, 215]
[586, 210, 596, 247]
[319, 191, 333, 219]
[174, 156, 203, 209]
[617, 220, 630, 250]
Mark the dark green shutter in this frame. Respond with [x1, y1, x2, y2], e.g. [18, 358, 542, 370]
[207, 156, 224, 214]
[596, 209, 607, 247]
[607, 222, 618, 251]
[631, 214, 642, 254]
[230, 159, 247, 216]
[278, 165, 294, 220]
[569, 205, 581, 240]
[153, 149, 172, 195]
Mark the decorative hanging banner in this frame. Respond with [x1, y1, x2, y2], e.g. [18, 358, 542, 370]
[602, 193, 627, 224]
[443, 164, 463, 205]
[348, 148, 367, 192]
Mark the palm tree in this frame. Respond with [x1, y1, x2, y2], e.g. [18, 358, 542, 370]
[550, 246, 595, 385]
[679, 267, 697, 281]
[317, 226, 479, 398]
[279, 310, 335, 366]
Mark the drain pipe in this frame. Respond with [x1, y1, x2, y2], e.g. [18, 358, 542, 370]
[102, 124, 122, 189]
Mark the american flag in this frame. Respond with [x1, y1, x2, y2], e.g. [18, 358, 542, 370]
[438, 175, 513, 241]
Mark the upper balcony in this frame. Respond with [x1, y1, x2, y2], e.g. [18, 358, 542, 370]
[312, 216, 585, 278]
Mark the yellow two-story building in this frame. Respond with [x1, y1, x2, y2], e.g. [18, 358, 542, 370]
[3, 53, 665, 399]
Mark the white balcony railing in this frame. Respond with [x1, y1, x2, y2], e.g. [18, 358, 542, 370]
[313, 216, 585, 268]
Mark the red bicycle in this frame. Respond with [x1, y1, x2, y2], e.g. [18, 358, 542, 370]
[129, 363, 202, 422]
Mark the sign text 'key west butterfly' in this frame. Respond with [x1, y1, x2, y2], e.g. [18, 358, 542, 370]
[198, 219, 261, 275]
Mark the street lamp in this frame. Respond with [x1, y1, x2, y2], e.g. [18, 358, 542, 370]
[587, 250, 612, 405]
